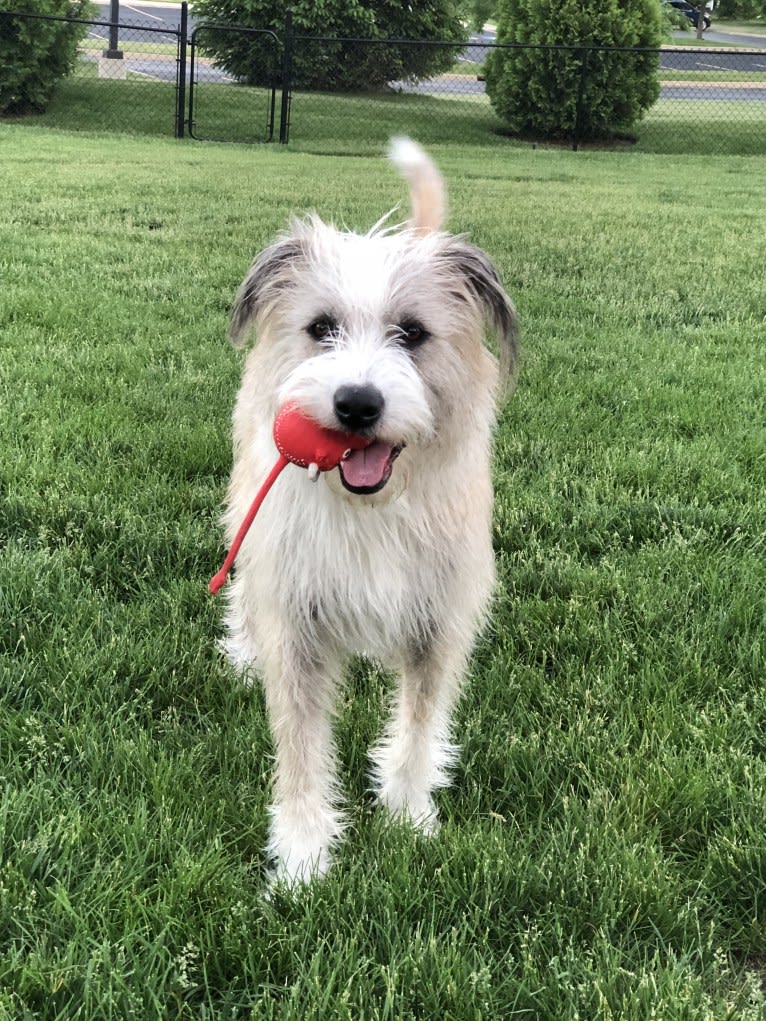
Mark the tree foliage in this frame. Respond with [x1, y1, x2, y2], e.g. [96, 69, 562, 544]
[715, 0, 766, 16]
[460, 0, 498, 31]
[662, 3, 692, 34]
[485, 0, 663, 142]
[0, 0, 92, 115]
[192, 0, 468, 92]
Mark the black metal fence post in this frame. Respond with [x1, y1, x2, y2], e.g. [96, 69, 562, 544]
[572, 46, 589, 151]
[279, 7, 293, 144]
[176, 1, 188, 138]
[104, 0, 122, 58]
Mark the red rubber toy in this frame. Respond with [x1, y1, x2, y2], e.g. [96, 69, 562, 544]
[209, 404, 373, 595]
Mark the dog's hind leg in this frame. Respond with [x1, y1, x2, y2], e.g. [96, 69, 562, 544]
[259, 624, 345, 884]
[371, 636, 468, 834]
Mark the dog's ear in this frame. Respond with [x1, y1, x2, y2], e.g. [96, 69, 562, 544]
[439, 240, 519, 397]
[229, 236, 307, 347]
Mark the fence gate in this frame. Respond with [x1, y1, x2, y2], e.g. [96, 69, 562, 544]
[187, 24, 280, 143]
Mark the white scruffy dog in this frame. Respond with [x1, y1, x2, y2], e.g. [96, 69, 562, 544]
[218, 139, 518, 883]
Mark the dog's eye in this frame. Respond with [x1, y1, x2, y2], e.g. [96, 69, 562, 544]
[397, 321, 429, 348]
[307, 318, 337, 342]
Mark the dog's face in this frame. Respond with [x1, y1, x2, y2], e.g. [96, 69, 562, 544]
[230, 215, 517, 502]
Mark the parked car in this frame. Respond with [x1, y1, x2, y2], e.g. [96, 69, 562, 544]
[665, 0, 712, 30]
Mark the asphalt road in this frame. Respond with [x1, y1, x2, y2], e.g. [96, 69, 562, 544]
[95, 1, 188, 32]
[95, 5, 766, 50]
[97, 4, 766, 50]
[91, 4, 766, 99]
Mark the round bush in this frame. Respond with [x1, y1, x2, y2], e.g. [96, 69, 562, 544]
[0, 0, 93, 115]
[191, 0, 467, 92]
[485, 0, 663, 142]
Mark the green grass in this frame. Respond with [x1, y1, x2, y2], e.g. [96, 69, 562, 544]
[13, 63, 765, 155]
[668, 35, 759, 47]
[716, 19, 766, 37]
[23, 76, 179, 135]
[287, 89, 766, 157]
[1, 124, 766, 1020]
[453, 59, 485, 74]
[81, 42, 180, 56]
[660, 70, 766, 81]
[637, 98, 766, 156]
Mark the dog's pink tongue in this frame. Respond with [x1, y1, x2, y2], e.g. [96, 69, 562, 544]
[341, 442, 393, 488]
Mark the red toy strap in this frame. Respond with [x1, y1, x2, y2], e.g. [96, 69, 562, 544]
[208, 454, 289, 595]
[209, 403, 374, 596]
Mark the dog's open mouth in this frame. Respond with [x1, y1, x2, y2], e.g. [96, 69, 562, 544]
[339, 442, 402, 495]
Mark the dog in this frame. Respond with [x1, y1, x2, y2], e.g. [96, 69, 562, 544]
[218, 138, 518, 883]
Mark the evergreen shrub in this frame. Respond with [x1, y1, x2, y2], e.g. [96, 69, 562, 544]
[0, 0, 92, 115]
[191, 0, 468, 92]
[485, 0, 662, 142]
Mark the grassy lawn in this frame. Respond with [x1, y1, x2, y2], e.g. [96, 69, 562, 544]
[1, 122, 766, 1019]
[287, 89, 766, 157]
[638, 98, 766, 156]
[16, 65, 765, 155]
[716, 19, 766, 36]
[668, 35, 761, 47]
[81, 42, 180, 56]
[659, 70, 766, 81]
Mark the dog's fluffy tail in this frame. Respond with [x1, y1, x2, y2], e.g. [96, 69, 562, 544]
[388, 137, 446, 235]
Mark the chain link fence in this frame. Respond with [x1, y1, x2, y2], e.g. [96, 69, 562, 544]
[187, 24, 279, 143]
[286, 35, 766, 156]
[2, 7, 765, 156]
[0, 9, 187, 136]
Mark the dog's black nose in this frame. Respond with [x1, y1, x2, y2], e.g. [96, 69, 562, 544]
[334, 384, 384, 432]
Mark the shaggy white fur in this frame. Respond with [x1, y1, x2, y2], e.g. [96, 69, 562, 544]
[218, 139, 518, 883]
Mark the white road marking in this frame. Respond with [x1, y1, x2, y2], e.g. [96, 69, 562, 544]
[123, 2, 164, 20]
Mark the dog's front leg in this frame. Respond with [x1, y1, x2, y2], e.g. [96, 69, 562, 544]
[372, 636, 468, 834]
[259, 625, 344, 884]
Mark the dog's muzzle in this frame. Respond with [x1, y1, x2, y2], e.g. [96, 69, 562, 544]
[332, 384, 402, 494]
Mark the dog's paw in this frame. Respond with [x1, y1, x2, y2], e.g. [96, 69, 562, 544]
[216, 635, 258, 685]
[411, 805, 440, 837]
[378, 787, 440, 836]
[266, 801, 344, 887]
[266, 845, 333, 892]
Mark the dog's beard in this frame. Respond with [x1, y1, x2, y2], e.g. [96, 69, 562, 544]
[339, 442, 403, 495]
